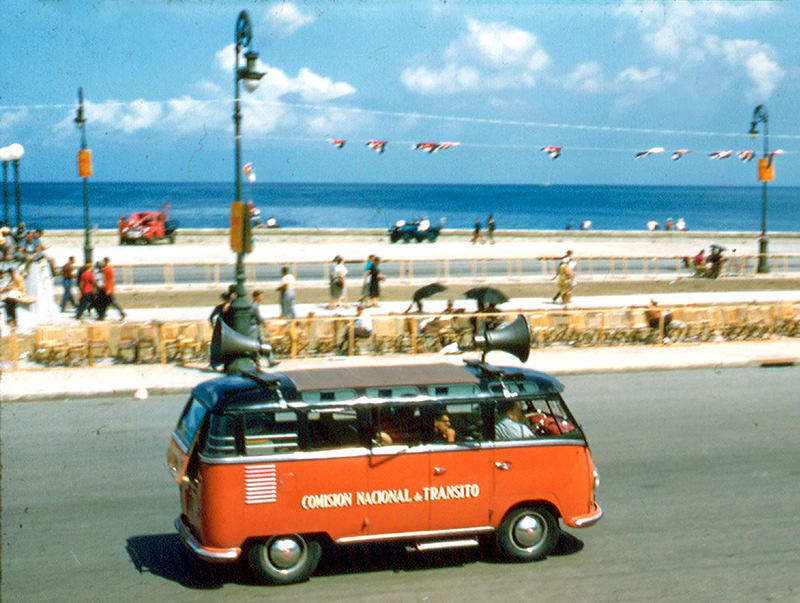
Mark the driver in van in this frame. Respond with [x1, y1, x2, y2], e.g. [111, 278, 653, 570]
[495, 399, 536, 440]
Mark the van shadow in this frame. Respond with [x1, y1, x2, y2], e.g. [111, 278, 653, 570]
[126, 531, 583, 588]
[126, 534, 247, 589]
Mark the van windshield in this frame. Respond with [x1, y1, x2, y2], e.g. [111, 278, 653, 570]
[175, 396, 208, 447]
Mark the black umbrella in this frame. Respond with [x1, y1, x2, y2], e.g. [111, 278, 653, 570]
[465, 286, 509, 306]
[413, 282, 447, 302]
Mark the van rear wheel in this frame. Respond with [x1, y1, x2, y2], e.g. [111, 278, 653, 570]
[248, 534, 321, 585]
[496, 506, 558, 562]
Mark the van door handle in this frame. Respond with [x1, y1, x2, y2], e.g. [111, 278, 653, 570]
[495, 462, 512, 471]
[433, 466, 447, 475]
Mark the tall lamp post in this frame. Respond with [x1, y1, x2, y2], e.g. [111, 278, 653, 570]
[0, 146, 11, 226]
[229, 10, 264, 366]
[75, 87, 94, 265]
[749, 105, 770, 274]
[5, 143, 25, 227]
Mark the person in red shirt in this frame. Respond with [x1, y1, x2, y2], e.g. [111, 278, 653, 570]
[75, 262, 96, 319]
[100, 257, 126, 320]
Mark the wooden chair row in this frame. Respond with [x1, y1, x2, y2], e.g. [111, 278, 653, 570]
[26, 302, 800, 367]
[32, 321, 212, 366]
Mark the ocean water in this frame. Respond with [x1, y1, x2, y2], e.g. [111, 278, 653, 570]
[7, 182, 800, 232]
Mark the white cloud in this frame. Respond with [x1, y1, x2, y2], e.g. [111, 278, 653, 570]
[719, 39, 784, 101]
[564, 62, 605, 93]
[401, 17, 549, 95]
[618, 2, 784, 100]
[0, 109, 27, 135]
[616, 66, 661, 85]
[71, 99, 164, 134]
[264, 2, 316, 37]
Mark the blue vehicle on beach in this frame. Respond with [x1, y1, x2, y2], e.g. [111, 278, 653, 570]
[388, 217, 443, 243]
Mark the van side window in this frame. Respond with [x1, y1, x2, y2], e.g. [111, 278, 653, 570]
[373, 405, 422, 447]
[243, 411, 298, 456]
[429, 402, 484, 444]
[307, 409, 361, 450]
[519, 398, 580, 438]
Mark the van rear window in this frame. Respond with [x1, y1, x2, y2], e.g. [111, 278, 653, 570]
[175, 397, 207, 447]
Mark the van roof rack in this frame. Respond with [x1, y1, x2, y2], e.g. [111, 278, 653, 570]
[463, 359, 525, 381]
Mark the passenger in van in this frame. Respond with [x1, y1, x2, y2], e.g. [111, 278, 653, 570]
[495, 399, 536, 440]
[433, 410, 456, 443]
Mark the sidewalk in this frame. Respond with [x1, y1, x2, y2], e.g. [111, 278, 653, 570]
[2, 339, 798, 402]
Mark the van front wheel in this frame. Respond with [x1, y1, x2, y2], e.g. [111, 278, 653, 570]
[496, 506, 558, 562]
[248, 534, 321, 585]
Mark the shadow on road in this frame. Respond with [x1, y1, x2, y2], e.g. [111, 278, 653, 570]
[126, 531, 584, 588]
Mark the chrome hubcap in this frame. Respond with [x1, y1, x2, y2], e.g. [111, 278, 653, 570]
[268, 537, 302, 569]
[514, 514, 545, 549]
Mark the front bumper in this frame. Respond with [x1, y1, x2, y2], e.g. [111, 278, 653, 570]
[565, 502, 603, 529]
[175, 516, 241, 563]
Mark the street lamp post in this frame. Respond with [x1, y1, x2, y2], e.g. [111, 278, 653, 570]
[5, 143, 25, 227]
[0, 146, 10, 226]
[228, 10, 264, 371]
[749, 105, 770, 274]
[75, 87, 93, 265]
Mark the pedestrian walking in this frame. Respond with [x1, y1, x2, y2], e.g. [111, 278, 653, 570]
[209, 288, 235, 328]
[277, 265, 296, 318]
[75, 262, 96, 319]
[59, 256, 77, 312]
[100, 257, 126, 320]
[328, 255, 348, 308]
[250, 290, 266, 342]
[471, 218, 485, 244]
[552, 250, 575, 304]
[359, 254, 375, 303]
[367, 256, 385, 306]
[487, 214, 496, 244]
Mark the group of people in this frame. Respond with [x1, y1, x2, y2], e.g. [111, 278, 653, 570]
[687, 245, 728, 279]
[1, 224, 58, 327]
[471, 215, 496, 244]
[647, 217, 687, 231]
[61, 256, 126, 321]
[326, 254, 385, 310]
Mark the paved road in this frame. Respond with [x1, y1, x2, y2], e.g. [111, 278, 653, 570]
[120, 256, 800, 289]
[2, 367, 799, 601]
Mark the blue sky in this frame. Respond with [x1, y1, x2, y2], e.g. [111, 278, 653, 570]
[1, 0, 798, 185]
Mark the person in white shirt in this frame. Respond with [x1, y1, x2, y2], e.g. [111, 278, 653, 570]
[277, 265, 296, 318]
[494, 400, 536, 440]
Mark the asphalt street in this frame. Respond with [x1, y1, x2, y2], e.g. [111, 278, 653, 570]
[2, 367, 799, 601]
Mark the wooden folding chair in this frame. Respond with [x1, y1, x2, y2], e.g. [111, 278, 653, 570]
[65, 324, 90, 365]
[177, 322, 204, 362]
[774, 302, 799, 337]
[158, 321, 183, 363]
[309, 318, 338, 355]
[136, 323, 160, 363]
[371, 317, 398, 354]
[117, 322, 140, 362]
[33, 325, 68, 365]
[627, 309, 655, 344]
[741, 305, 771, 339]
[264, 320, 292, 356]
[527, 313, 552, 348]
[720, 306, 746, 340]
[87, 323, 112, 363]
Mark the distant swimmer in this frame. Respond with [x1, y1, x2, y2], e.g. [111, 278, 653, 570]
[676, 218, 686, 231]
[647, 220, 659, 231]
[266, 216, 279, 228]
[580, 219, 592, 231]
